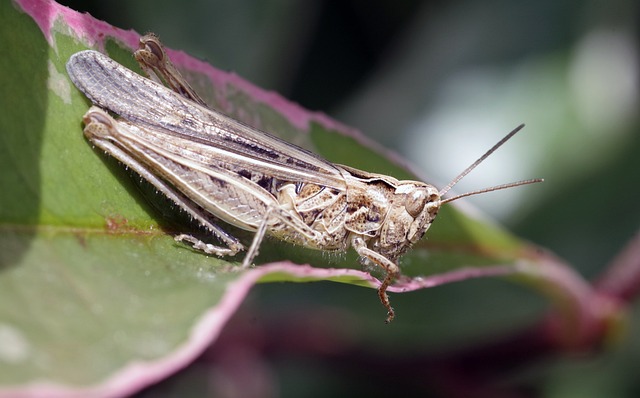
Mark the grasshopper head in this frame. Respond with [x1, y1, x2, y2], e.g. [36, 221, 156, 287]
[374, 182, 441, 261]
[401, 182, 440, 244]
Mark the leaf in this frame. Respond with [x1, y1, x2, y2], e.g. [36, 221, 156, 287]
[0, 0, 600, 396]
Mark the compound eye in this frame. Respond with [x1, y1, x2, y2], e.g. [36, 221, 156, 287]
[404, 188, 429, 218]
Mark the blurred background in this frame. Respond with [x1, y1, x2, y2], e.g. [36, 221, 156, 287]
[57, 0, 639, 396]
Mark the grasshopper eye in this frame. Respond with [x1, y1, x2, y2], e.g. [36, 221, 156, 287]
[404, 188, 429, 218]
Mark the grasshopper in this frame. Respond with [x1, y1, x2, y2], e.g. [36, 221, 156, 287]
[66, 34, 542, 322]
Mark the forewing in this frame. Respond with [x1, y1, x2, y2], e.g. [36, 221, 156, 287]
[66, 50, 346, 189]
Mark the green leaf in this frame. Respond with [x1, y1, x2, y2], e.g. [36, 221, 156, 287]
[1, 0, 601, 395]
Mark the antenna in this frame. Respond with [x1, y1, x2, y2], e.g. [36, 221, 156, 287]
[438, 124, 543, 204]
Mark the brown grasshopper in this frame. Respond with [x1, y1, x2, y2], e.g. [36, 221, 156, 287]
[66, 34, 542, 322]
